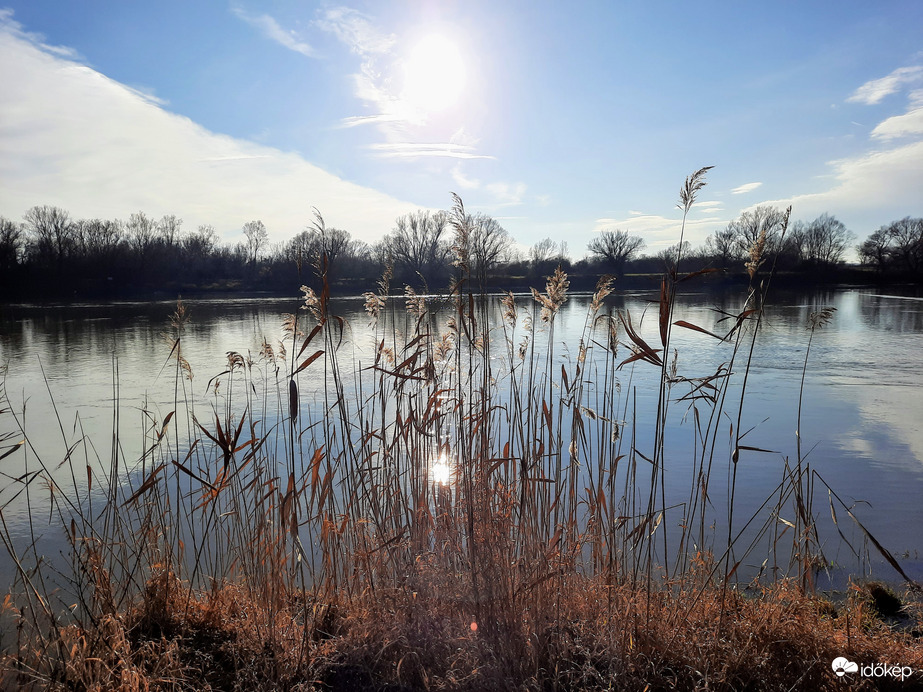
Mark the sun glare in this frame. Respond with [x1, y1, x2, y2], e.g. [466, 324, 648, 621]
[402, 34, 466, 114]
[431, 452, 454, 486]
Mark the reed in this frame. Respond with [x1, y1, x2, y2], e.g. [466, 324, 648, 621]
[1, 170, 921, 690]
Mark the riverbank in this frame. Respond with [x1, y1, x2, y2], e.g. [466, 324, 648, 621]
[3, 568, 921, 690]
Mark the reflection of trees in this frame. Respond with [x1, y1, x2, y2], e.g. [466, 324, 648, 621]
[859, 295, 923, 333]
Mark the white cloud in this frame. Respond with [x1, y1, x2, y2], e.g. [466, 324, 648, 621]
[695, 200, 723, 212]
[731, 182, 762, 195]
[231, 6, 316, 58]
[757, 141, 923, 231]
[592, 212, 725, 251]
[870, 90, 923, 140]
[0, 23, 418, 244]
[847, 65, 923, 105]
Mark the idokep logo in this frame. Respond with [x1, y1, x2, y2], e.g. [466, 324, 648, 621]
[832, 656, 915, 682]
[832, 657, 858, 677]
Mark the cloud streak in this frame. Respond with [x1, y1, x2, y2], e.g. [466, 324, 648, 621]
[731, 182, 762, 194]
[367, 143, 495, 159]
[231, 6, 316, 57]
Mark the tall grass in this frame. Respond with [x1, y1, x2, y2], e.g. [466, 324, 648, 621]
[1, 169, 921, 690]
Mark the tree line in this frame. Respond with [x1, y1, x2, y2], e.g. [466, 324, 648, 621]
[1, 202, 920, 299]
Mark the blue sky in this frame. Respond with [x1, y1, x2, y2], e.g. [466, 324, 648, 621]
[1, 1, 921, 256]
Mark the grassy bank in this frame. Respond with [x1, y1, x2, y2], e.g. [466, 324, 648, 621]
[2, 173, 921, 690]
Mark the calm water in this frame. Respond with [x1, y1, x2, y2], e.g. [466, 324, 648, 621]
[1, 286, 922, 587]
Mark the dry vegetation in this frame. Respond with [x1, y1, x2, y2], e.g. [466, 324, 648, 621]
[2, 170, 922, 690]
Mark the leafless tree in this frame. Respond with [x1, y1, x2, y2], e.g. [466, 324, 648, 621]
[703, 227, 740, 268]
[126, 211, 156, 255]
[242, 220, 268, 266]
[383, 210, 452, 289]
[858, 217, 923, 275]
[883, 217, 923, 274]
[0, 217, 23, 274]
[463, 211, 511, 285]
[791, 213, 854, 267]
[655, 240, 692, 268]
[183, 224, 219, 257]
[587, 229, 645, 275]
[728, 205, 786, 257]
[23, 205, 74, 268]
[157, 215, 183, 248]
[529, 237, 557, 266]
[73, 218, 123, 257]
[858, 228, 891, 272]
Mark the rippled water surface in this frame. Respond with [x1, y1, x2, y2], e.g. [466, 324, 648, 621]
[1, 286, 922, 587]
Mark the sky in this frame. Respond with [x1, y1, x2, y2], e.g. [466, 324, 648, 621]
[1, 1, 921, 258]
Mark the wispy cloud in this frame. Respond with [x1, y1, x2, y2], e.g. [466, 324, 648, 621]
[593, 212, 725, 250]
[870, 89, 923, 140]
[315, 6, 400, 127]
[731, 182, 762, 194]
[486, 182, 527, 207]
[452, 165, 480, 190]
[231, 6, 316, 58]
[757, 141, 923, 232]
[0, 23, 417, 243]
[847, 65, 923, 105]
[0, 8, 79, 58]
[367, 143, 494, 159]
[314, 7, 395, 55]
[695, 200, 723, 212]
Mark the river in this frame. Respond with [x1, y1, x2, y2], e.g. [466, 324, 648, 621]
[1, 284, 922, 589]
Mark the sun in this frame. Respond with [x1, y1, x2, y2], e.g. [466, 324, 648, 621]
[401, 34, 466, 115]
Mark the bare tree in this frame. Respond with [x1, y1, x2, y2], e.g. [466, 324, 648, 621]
[858, 228, 891, 272]
[286, 224, 353, 279]
[73, 218, 122, 257]
[23, 205, 74, 268]
[884, 217, 923, 275]
[183, 224, 219, 257]
[157, 215, 183, 248]
[464, 212, 511, 285]
[587, 229, 645, 275]
[703, 227, 739, 268]
[242, 220, 268, 267]
[0, 217, 23, 275]
[529, 237, 557, 266]
[125, 211, 156, 255]
[384, 210, 452, 289]
[728, 205, 786, 258]
[793, 213, 854, 267]
[655, 240, 692, 268]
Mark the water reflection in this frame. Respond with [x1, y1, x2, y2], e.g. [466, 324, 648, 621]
[1, 287, 922, 585]
[431, 451, 455, 486]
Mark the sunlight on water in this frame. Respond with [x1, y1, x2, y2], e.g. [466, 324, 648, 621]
[431, 451, 455, 486]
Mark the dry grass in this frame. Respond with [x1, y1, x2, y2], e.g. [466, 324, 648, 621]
[2, 169, 922, 690]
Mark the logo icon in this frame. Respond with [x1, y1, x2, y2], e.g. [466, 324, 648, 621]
[832, 657, 859, 677]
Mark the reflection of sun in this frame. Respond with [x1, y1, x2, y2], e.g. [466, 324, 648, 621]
[402, 34, 466, 114]
[431, 452, 454, 485]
